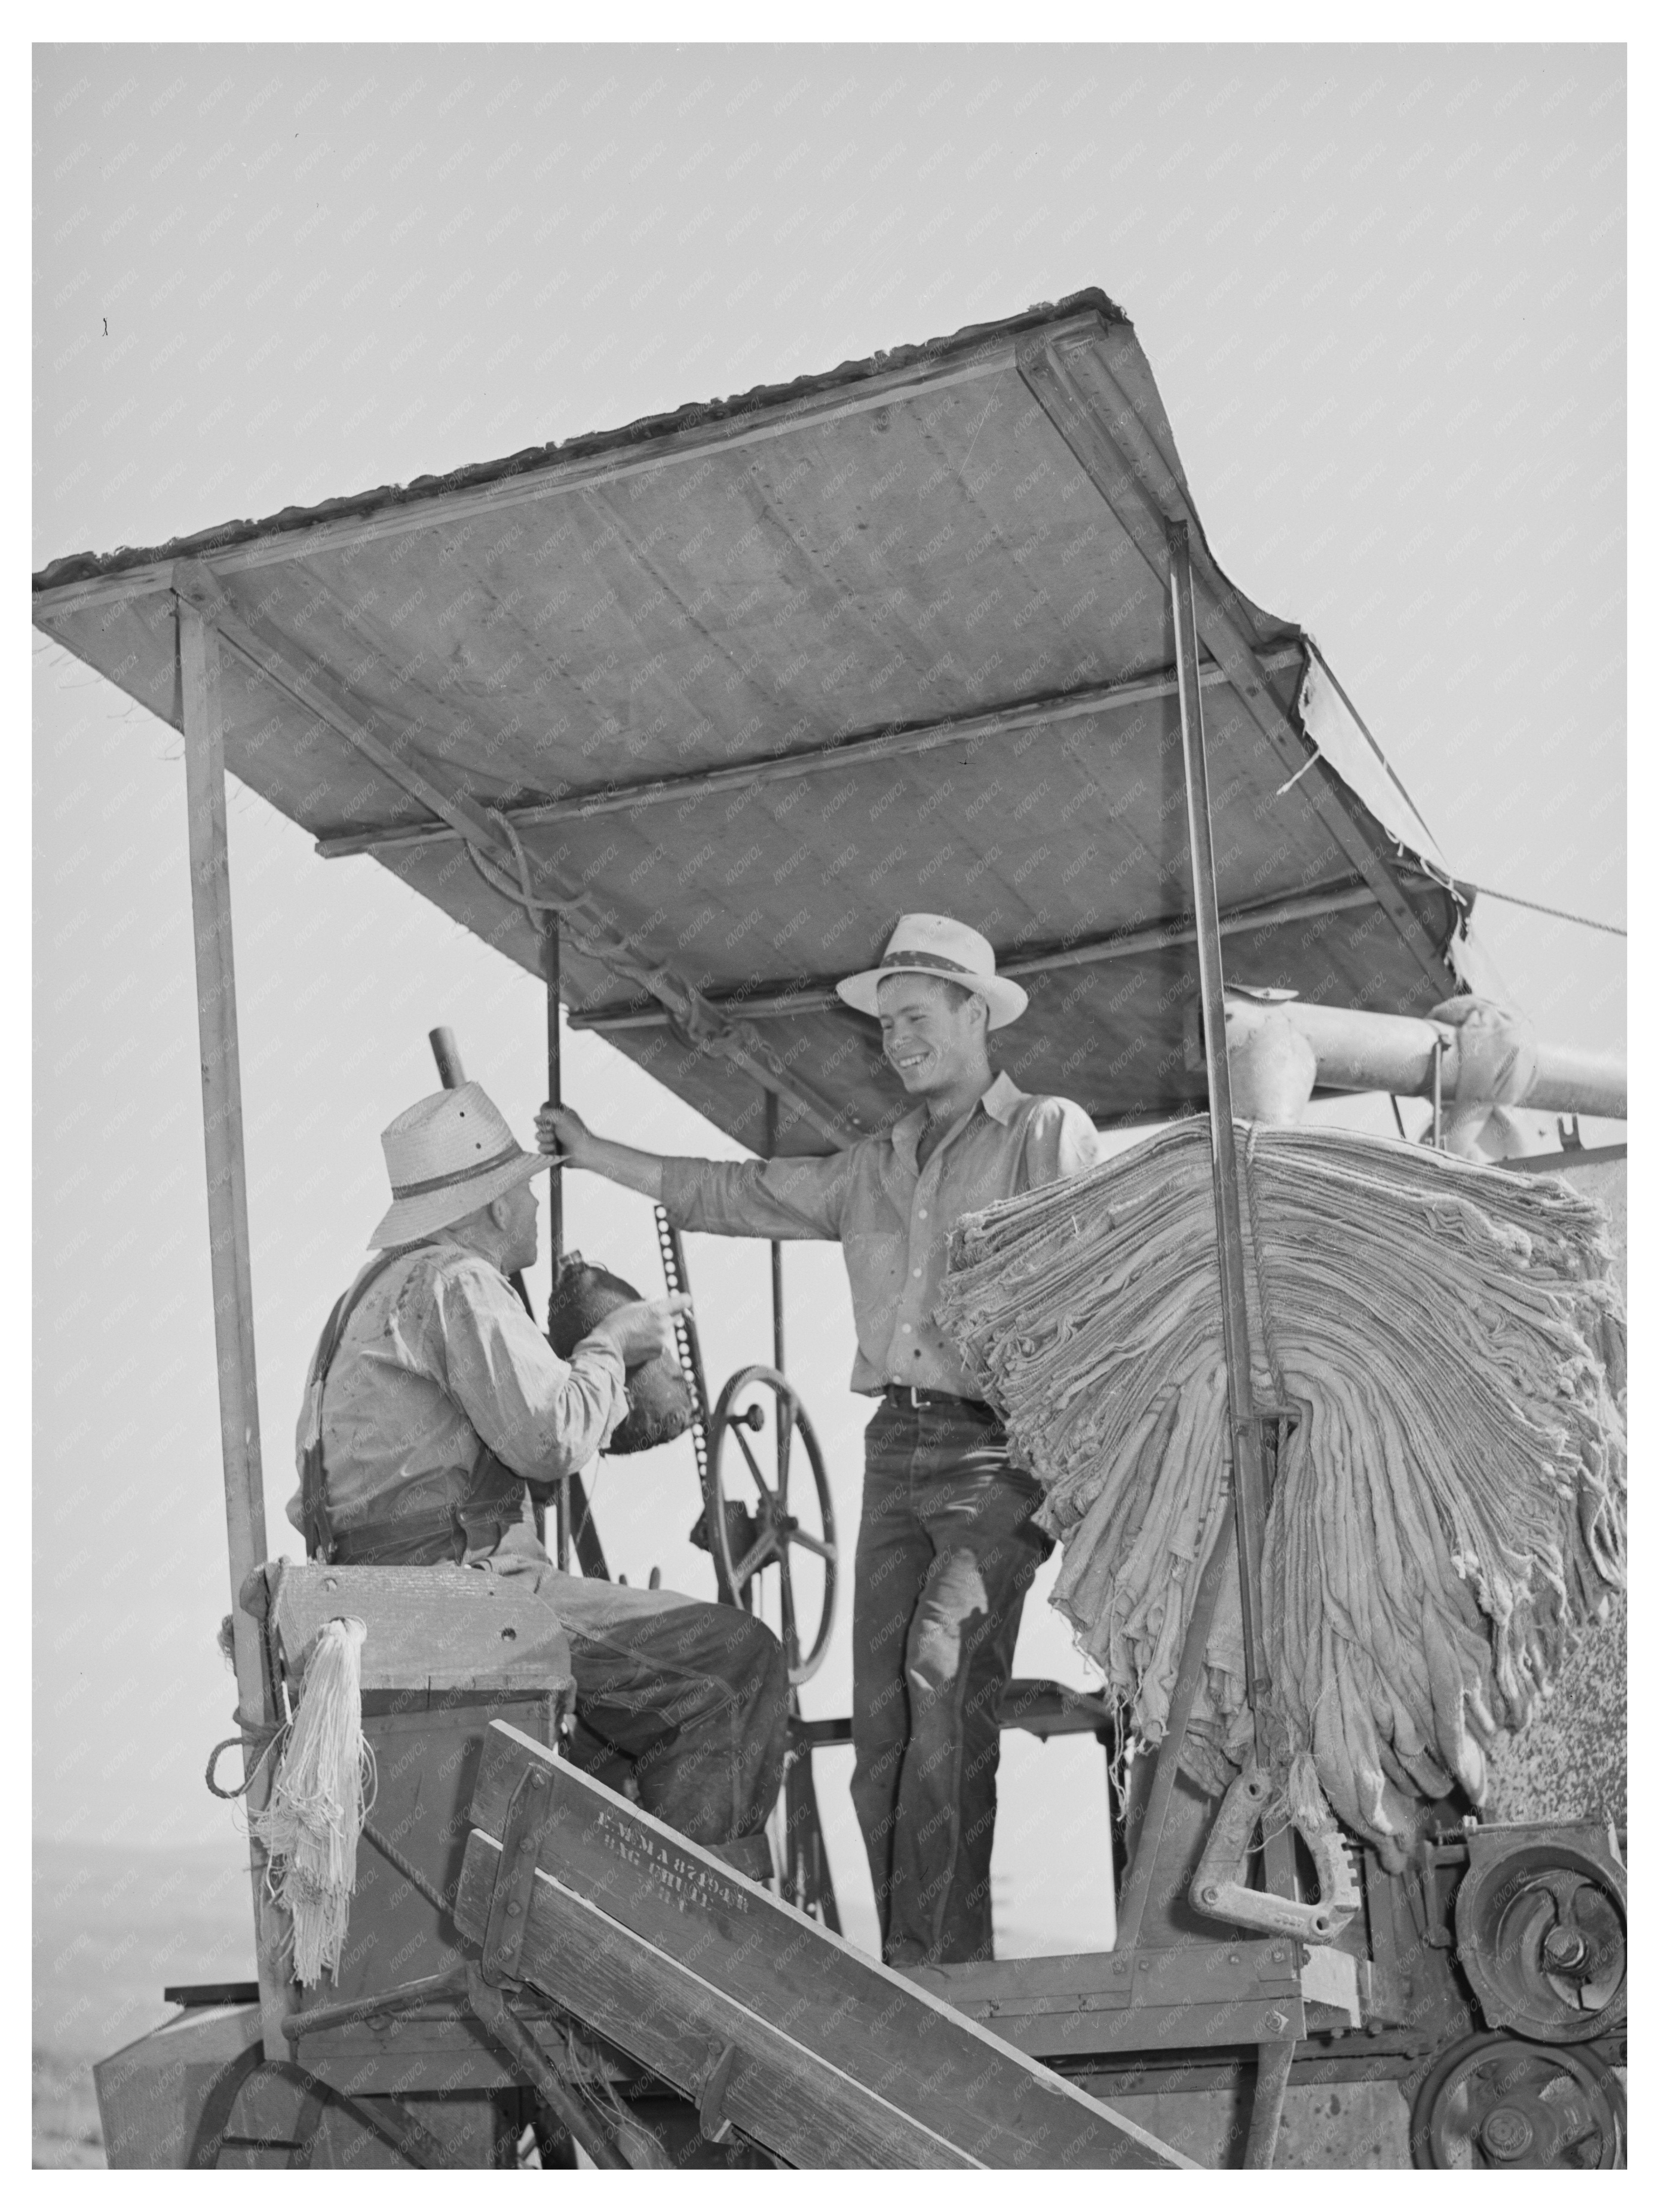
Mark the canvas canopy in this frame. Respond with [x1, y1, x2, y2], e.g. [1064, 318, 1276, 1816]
[33, 287, 1472, 1154]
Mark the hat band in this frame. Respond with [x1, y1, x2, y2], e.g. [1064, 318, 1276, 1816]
[391, 1141, 524, 1200]
[882, 948, 984, 979]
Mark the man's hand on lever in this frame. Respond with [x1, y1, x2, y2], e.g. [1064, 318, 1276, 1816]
[584, 1292, 692, 1371]
[536, 1104, 666, 1202]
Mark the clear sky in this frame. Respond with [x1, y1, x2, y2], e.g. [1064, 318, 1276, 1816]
[33, 42, 1625, 1967]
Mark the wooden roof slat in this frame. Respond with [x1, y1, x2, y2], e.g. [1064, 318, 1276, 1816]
[313, 646, 1307, 858]
[569, 881, 1394, 1030]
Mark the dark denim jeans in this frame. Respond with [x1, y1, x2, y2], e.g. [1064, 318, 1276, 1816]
[849, 1400, 1052, 1966]
[556, 1576, 790, 1848]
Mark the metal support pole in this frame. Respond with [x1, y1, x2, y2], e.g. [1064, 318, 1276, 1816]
[176, 595, 288, 2059]
[1169, 524, 1275, 1751]
[544, 917, 570, 1572]
[1169, 523, 1295, 2166]
[765, 1091, 785, 1374]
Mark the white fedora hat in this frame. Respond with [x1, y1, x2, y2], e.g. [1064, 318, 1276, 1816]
[835, 914, 1028, 1031]
[369, 1082, 551, 1249]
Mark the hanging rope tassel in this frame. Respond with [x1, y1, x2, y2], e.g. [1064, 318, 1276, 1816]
[251, 1616, 375, 1986]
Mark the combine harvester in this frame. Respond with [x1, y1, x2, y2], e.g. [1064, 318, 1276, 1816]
[33, 288, 1625, 2169]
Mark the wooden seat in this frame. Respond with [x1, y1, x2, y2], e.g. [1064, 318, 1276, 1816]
[246, 1561, 573, 2095]
[257, 1559, 575, 1707]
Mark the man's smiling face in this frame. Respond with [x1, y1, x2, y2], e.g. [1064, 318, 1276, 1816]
[876, 972, 987, 1100]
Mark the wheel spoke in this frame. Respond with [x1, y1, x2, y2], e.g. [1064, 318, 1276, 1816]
[731, 1420, 775, 1502]
[785, 1526, 836, 1563]
[732, 1529, 780, 1587]
[775, 1400, 794, 1504]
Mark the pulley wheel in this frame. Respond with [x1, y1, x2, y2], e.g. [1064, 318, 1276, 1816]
[1454, 1834, 1626, 2042]
[1410, 2031, 1625, 2169]
[707, 1364, 837, 1684]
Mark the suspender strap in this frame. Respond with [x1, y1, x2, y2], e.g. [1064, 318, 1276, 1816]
[299, 1243, 434, 1564]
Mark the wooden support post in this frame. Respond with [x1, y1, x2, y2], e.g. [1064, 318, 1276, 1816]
[176, 596, 288, 2059]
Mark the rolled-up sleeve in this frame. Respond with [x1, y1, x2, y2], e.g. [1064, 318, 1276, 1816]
[1022, 1097, 1101, 1188]
[661, 1152, 850, 1241]
[434, 1262, 628, 1481]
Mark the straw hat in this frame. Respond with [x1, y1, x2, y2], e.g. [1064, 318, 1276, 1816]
[368, 1082, 551, 1249]
[835, 914, 1028, 1030]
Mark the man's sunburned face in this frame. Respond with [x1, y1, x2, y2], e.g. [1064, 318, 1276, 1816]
[877, 973, 985, 1100]
[498, 1179, 539, 1273]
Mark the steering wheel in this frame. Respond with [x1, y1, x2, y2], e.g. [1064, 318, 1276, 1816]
[706, 1364, 837, 1684]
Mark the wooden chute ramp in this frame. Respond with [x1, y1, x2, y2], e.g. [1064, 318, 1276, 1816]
[454, 1720, 1189, 2169]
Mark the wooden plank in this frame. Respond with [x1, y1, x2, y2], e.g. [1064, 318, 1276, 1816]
[912, 1943, 1300, 2009]
[908, 1945, 1306, 2061]
[267, 1561, 574, 1698]
[1016, 338, 1454, 995]
[313, 647, 1305, 861]
[466, 1720, 1187, 2169]
[177, 595, 288, 2063]
[455, 1833, 979, 2169]
[572, 883, 1385, 1030]
[922, 2000, 1308, 2064]
[296, 2010, 630, 2096]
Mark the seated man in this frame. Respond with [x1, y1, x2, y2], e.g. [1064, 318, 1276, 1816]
[287, 1079, 788, 1859]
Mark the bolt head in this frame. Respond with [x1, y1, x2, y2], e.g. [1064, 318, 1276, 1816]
[1264, 2008, 1289, 2036]
[1479, 2105, 1534, 2161]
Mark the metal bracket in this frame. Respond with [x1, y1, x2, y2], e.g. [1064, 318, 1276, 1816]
[1190, 1763, 1360, 1942]
[697, 2040, 738, 2145]
[464, 1964, 628, 2170]
[480, 1763, 554, 1986]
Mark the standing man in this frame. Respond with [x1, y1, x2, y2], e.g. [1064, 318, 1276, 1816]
[291, 1079, 789, 1865]
[538, 916, 1099, 1964]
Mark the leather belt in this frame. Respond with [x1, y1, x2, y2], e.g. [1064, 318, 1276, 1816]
[883, 1383, 1002, 1422]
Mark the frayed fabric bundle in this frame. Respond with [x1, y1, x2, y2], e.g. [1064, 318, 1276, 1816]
[939, 1122, 1626, 1868]
[251, 1616, 374, 1985]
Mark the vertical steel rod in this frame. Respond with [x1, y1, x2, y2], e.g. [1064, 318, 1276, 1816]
[1170, 524, 1295, 2169]
[1168, 523, 1274, 1738]
[765, 1090, 785, 1373]
[544, 916, 570, 1571]
[177, 595, 287, 2058]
